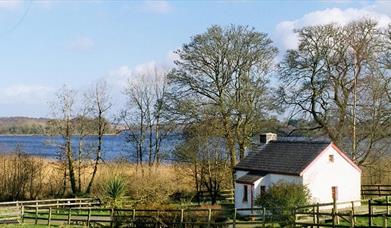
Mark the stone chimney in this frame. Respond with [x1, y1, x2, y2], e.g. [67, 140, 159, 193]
[247, 133, 277, 157]
[259, 133, 277, 144]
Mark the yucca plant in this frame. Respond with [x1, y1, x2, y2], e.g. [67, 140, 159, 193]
[104, 176, 126, 208]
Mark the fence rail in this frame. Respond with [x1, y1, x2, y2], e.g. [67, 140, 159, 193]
[194, 189, 234, 203]
[362, 185, 391, 198]
[21, 207, 275, 227]
[0, 198, 100, 225]
[294, 196, 391, 227]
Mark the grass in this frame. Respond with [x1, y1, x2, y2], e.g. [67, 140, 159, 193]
[0, 225, 84, 228]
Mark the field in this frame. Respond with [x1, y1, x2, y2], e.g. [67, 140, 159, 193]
[0, 153, 197, 206]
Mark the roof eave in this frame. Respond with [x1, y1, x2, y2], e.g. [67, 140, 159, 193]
[234, 167, 301, 176]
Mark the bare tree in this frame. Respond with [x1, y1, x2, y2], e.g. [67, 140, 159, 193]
[85, 80, 112, 193]
[49, 85, 78, 194]
[279, 19, 391, 165]
[168, 25, 277, 172]
[118, 69, 172, 168]
[173, 120, 231, 205]
[119, 78, 147, 166]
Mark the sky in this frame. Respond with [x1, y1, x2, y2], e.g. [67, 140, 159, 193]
[0, 0, 390, 117]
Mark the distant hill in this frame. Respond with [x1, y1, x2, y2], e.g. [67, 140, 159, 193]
[0, 117, 50, 135]
[0, 116, 120, 135]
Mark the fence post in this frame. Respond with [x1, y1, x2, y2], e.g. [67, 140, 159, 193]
[316, 203, 320, 228]
[48, 208, 52, 226]
[263, 207, 266, 227]
[387, 196, 390, 215]
[68, 208, 71, 225]
[21, 205, 24, 224]
[35, 205, 38, 225]
[350, 210, 354, 228]
[333, 198, 339, 225]
[332, 207, 336, 228]
[378, 185, 381, 197]
[293, 207, 296, 228]
[232, 208, 236, 228]
[132, 209, 136, 227]
[110, 208, 114, 228]
[180, 209, 184, 227]
[156, 210, 160, 227]
[207, 208, 212, 228]
[369, 199, 373, 227]
[87, 208, 91, 226]
[383, 214, 387, 228]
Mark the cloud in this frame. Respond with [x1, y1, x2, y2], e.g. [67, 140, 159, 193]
[140, 0, 172, 14]
[67, 36, 95, 52]
[274, 4, 391, 50]
[0, 0, 22, 10]
[0, 85, 54, 104]
[105, 50, 176, 89]
[106, 61, 167, 88]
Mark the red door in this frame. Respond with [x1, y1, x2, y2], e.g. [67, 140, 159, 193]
[332, 186, 338, 200]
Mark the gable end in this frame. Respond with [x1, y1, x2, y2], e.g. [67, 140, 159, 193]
[299, 143, 361, 176]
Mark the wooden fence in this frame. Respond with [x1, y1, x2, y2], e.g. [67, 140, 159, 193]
[194, 189, 234, 203]
[20, 207, 278, 227]
[0, 198, 100, 224]
[362, 185, 391, 198]
[294, 196, 391, 227]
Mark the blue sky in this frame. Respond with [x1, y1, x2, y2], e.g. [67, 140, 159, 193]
[0, 0, 390, 117]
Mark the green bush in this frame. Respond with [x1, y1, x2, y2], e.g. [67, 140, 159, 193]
[104, 176, 126, 208]
[255, 181, 310, 225]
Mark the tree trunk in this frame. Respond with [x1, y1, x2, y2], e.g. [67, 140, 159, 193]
[239, 142, 246, 160]
[86, 116, 104, 194]
[148, 123, 153, 167]
[222, 116, 236, 189]
[65, 122, 77, 195]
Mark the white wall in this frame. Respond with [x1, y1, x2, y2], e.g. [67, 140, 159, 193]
[234, 171, 254, 210]
[235, 171, 302, 214]
[302, 146, 361, 207]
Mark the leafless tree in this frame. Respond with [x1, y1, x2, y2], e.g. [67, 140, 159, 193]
[168, 25, 278, 172]
[118, 69, 172, 168]
[279, 19, 391, 165]
[85, 80, 112, 193]
[49, 85, 79, 194]
[173, 120, 231, 205]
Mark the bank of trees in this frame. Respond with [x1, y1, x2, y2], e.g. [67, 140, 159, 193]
[279, 19, 391, 165]
[45, 19, 390, 197]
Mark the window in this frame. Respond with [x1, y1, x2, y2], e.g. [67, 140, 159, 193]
[260, 185, 266, 195]
[243, 185, 248, 202]
[329, 154, 334, 162]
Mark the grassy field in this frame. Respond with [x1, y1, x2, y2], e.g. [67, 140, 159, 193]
[1, 225, 84, 228]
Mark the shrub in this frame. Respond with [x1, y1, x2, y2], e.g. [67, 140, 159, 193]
[0, 150, 47, 201]
[127, 170, 177, 208]
[103, 176, 127, 208]
[255, 181, 310, 226]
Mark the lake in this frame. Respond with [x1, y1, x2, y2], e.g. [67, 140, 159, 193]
[0, 134, 182, 161]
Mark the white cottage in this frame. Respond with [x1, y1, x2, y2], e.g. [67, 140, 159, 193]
[234, 133, 361, 212]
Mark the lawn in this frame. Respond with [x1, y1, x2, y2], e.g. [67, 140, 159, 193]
[1, 225, 84, 228]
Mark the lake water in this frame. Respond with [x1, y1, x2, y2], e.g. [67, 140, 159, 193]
[0, 134, 182, 161]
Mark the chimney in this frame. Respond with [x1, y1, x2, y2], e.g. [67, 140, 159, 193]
[260, 133, 277, 144]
